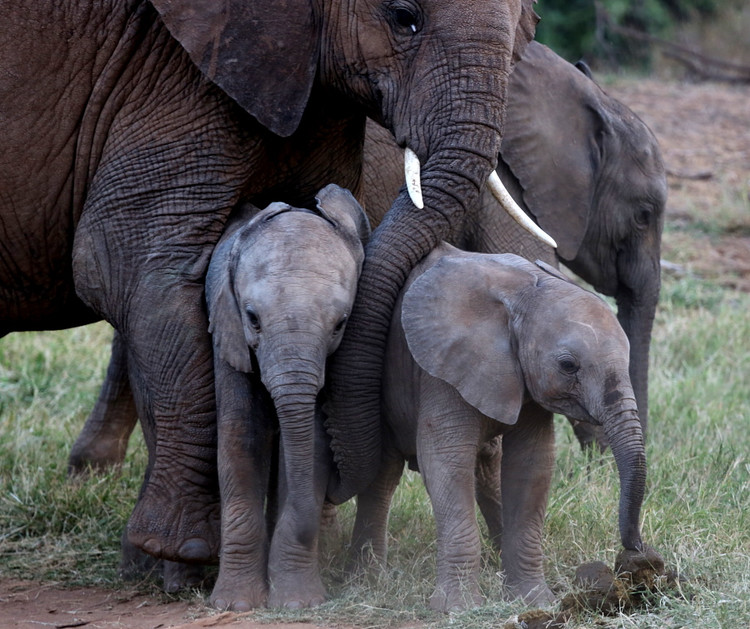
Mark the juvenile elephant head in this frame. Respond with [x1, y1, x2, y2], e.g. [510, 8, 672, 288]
[401, 245, 647, 552]
[206, 184, 369, 388]
[151, 0, 543, 502]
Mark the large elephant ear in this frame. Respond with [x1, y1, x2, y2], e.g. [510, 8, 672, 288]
[501, 41, 603, 260]
[151, 0, 318, 137]
[205, 232, 254, 373]
[401, 250, 533, 424]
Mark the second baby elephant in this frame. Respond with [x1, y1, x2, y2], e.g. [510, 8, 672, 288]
[205, 184, 369, 610]
[350, 244, 657, 612]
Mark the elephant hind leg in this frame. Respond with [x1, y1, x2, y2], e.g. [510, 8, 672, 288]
[68, 330, 138, 476]
[349, 435, 405, 572]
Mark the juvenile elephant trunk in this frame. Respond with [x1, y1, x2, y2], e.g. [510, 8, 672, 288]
[264, 372, 322, 518]
[603, 407, 646, 551]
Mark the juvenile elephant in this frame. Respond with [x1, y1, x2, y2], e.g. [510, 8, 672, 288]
[363, 41, 667, 446]
[2, 0, 541, 566]
[350, 243, 657, 612]
[205, 185, 369, 609]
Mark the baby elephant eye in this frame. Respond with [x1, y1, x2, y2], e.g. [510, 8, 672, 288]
[246, 308, 261, 331]
[559, 357, 580, 375]
[334, 314, 348, 334]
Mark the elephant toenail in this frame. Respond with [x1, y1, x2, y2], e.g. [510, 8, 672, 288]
[143, 539, 162, 557]
[178, 538, 212, 562]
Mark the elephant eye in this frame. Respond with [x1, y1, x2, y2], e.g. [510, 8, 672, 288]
[334, 314, 348, 334]
[558, 356, 580, 375]
[388, 3, 421, 34]
[635, 206, 652, 227]
[246, 308, 261, 332]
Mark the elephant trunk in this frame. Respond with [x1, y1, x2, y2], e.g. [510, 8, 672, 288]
[259, 331, 328, 500]
[616, 271, 660, 437]
[602, 404, 646, 552]
[327, 133, 503, 503]
[263, 364, 322, 524]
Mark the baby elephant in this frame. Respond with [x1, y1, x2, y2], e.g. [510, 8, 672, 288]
[351, 244, 656, 612]
[206, 184, 369, 610]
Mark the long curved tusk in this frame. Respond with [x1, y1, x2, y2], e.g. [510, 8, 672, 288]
[404, 147, 424, 209]
[487, 171, 557, 249]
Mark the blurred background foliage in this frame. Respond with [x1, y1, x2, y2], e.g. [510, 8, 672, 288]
[535, 0, 750, 72]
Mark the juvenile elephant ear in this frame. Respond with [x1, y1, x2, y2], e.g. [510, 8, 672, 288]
[401, 250, 533, 425]
[501, 41, 602, 261]
[205, 232, 254, 373]
[151, 0, 318, 137]
[315, 184, 371, 251]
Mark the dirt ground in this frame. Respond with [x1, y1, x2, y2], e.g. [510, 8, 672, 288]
[1, 77, 748, 628]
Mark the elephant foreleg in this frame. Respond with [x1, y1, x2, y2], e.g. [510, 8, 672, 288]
[210, 364, 276, 611]
[500, 402, 555, 606]
[417, 379, 485, 612]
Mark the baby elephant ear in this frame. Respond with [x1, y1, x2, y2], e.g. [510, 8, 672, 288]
[401, 252, 529, 425]
[205, 234, 254, 373]
[151, 0, 317, 137]
[315, 184, 371, 247]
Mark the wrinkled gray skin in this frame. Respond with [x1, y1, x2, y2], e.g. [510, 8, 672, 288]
[351, 244, 656, 612]
[1, 0, 537, 566]
[363, 42, 667, 448]
[205, 184, 368, 609]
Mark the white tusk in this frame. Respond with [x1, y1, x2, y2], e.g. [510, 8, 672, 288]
[487, 171, 557, 249]
[404, 147, 424, 209]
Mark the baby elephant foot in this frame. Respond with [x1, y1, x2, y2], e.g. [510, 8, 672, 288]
[505, 579, 556, 608]
[429, 582, 484, 613]
[210, 571, 269, 612]
[268, 571, 327, 609]
[126, 478, 220, 564]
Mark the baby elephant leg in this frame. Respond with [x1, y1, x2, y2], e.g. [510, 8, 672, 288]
[349, 438, 405, 571]
[500, 402, 556, 606]
[417, 382, 485, 612]
[475, 436, 504, 552]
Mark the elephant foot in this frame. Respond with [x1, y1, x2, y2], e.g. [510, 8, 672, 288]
[210, 570, 269, 612]
[68, 433, 128, 476]
[162, 560, 206, 593]
[119, 533, 160, 581]
[267, 570, 326, 609]
[126, 478, 220, 564]
[504, 579, 556, 608]
[429, 582, 484, 613]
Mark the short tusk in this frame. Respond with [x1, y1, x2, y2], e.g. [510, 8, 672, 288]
[487, 171, 557, 249]
[404, 147, 424, 209]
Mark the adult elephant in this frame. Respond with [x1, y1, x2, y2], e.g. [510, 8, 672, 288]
[1, 0, 540, 565]
[363, 41, 667, 446]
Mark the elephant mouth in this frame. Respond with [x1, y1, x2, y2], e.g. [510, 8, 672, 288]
[403, 147, 557, 248]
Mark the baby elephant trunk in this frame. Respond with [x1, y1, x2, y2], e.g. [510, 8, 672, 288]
[603, 405, 646, 552]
